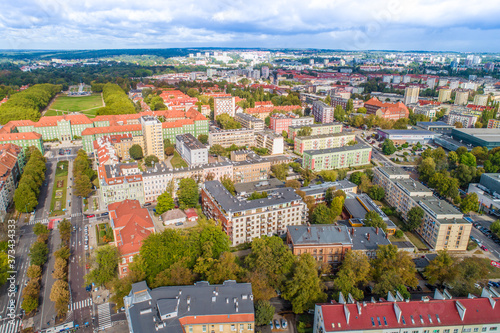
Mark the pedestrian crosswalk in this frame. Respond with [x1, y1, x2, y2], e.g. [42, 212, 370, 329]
[27, 218, 49, 225]
[97, 302, 112, 331]
[69, 298, 92, 311]
[0, 318, 20, 333]
[71, 212, 82, 217]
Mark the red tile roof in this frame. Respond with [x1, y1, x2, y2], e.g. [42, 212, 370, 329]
[0, 132, 42, 141]
[82, 124, 141, 136]
[319, 296, 500, 332]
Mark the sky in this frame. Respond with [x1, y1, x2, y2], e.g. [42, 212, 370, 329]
[1, 0, 500, 52]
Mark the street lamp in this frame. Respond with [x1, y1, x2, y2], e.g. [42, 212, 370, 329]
[25, 202, 30, 214]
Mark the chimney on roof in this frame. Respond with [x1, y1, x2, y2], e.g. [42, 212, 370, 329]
[376, 227, 379, 235]
[367, 233, 370, 241]
[307, 227, 311, 233]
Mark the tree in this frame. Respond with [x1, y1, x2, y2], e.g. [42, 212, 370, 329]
[85, 245, 119, 286]
[54, 246, 70, 261]
[460, 193, 479, 214]
[282, 253, 327, 314]
[144, 155, 159, 167]
[358, 107, 367, 114]
[129, 144, 143, 160]
[271, 164, 288, 181]
[33, 223, 49, 236]
[152, 260, 196, 288]
[209, 144, 226, 157]
[368, 185, 385, 201]
[459, 152, 477, 167]
[177, 178, 199, 208]
[74, 174, 92, 197]
[334, 105, 345, 122]
[297, 126, 312, 137]
[452, 164, 476, 187]
[448, 151, 459, 166]
[14, 183, 38, 213]
[301, 168, 315, 186]
[325, 187, 336, 205]
[363, 211, 387, 231]
[29, 241, 48, 266]
[255, 300, 275, 326]
[319, 170, 337, 182]
[381, 139, 397, 155]
[330, 196, 345, 218]
[221, 175, 236, 195]
[333, 251, 371, 300]
[216, 114, 241, 129]
[155, 191, 175, 215]
[27, 265, 42, 280]
[186, 88, 199, 97]
[58, 219, 71, 245]
[491, 220, 500, 238]
[245, 236, 295, 295]
[164, 146, 175, 156]
[406, 206, 424, 231]
[204, 252, 242, 284]
[198, 134, 208, 144]
[372, 245, 417, 296]
[349, 172, 363, 185]
[50, 279, 70, 317]
[346, 99, 354, 113]
[285, 179, 301, 189]
[418, 157, 436, 181]
[454, 121, 463, 128]
[450, 256, 489, 296]
[310, 204, 333, 224]
[52, 257, 68, 280]
[424, 250, 456, 285]
[282, 130, 288, 139]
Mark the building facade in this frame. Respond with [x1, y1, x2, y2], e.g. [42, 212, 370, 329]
[289, 122, 343, 139]
[403, 86, 420, 105]
[312, 101, 335, 123]
[294, 133, 356, 154]
[201, 180, 306, 246]
[302, 144, 372, 171]
[438, 88, 452, 102]
[255, 131, 284, 155]
[214, 96, 236, 118]
[141, 116, 164, 161]
[454, 90, 470, 106]
[445, 112, 477, 128]
[234, 113, 265, 131]
[209, 128, 255, 148]
[175, 133, 208, 166]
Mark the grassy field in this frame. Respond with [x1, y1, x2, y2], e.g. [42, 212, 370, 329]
[47, 93, 103, 116]
[388, 215, 430, 251]
[96, 223, 114, 246]
[50, 161, 69, 216]
[171, 151, 188, 168]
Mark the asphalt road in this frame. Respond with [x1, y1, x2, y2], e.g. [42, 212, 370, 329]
[469, 215, 500, 261]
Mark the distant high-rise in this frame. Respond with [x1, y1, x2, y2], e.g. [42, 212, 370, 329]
[449, 80, 460, 90]
[426, 78, 436, 90]
[438, 88, 452, 103]
[403, 86, 420, 105]
[454, 90, 469, 106]
[473, 94, 488, 106]
[140, 116, 164, 161]
[214, 96, 236, 118]
[261, 66, 269, 79]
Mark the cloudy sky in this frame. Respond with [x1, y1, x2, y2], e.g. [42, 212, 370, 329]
[1, 0, 499, 51]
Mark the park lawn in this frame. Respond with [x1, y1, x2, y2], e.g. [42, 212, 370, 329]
[171, 151, 188, 168]
[96, 223, 114, 246]
[388, 215, 429, 251]
[49, 93, 103, 113]
[50, 161, 69, 216]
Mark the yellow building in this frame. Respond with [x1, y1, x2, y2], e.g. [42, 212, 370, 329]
[140, 116, 164, 161]
[438, 88, 452, 102]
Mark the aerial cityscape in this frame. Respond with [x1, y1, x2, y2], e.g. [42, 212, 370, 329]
[0, 1, 500, 333]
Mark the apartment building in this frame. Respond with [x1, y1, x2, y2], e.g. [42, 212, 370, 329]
[0, 132, 44, 153]
[232, 158, 271, 183]
[140, 116, 164, 161]
[438, 88, 452, 102]
[412, 104, 440, 119]
[175, 133, 208, 166]
[255, 131, 284, 155]
[294, 133, 356, 154]
[312, 101, 335, 123]
[0, 144, 25, 218]
[289, 122, 343, 139]
[302, 144, 372, 171]
[455, 90, 470, 106]
[445, 112, 477, 128]
[373, 167, 471, 251]
[403, 86, 420, 105]
[108, 199, 155, 277]
[269, 113, 314, 134]
[299, 180, 357, 204]
[313, 292, 500, 333]
[94, 134, 143, 161]
[364, 97, 409, 120]
[208, 128, 255, 148]
[286, 225, 353, 265]
[214, 96, 236, 117]
[201, 180, 307, 246]
[124, 280, 254, 333]
[234, 113, 265, 131]
[99, 163, 145, 207]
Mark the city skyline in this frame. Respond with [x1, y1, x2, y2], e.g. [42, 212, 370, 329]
[1, 0, 500, 51]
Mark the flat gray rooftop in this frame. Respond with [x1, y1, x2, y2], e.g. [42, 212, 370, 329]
[234, 178, 285, 195]
[395, 178, 433, 194]
[418, 196, 464, 218]
[287, 225, 352, 245]
[377, 166, 410, 178]
[453, 128, 500, 142]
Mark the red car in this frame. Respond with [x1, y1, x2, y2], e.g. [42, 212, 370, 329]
[86, 264, 90, 269]
[86, 214, 95, 218]
[481, 246, 488, 252]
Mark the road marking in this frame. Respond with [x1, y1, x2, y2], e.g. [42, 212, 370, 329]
[69, 298, 93, 311]
[0, 318, 20, 333]
[97, 302, 112, 331]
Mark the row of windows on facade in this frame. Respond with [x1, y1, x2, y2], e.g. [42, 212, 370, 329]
[188, 324, 253, 332]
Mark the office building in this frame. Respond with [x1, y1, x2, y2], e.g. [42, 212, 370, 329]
[234, 113, 265, 131]
[214, 96, 236, 118]
[376, 129, 437, 145]
[302, 144, 372, 171]
[451, 128, 500, 149]
[479, 173, 500, 196]
[141, 116, 164, 161]
[403, 86, 420, 105]
[108, 199, 155, 277]
[313, 292, 500, 333]
[201, 180, 307, 246]
[373, 167, 471, 251]
[473, 94, 488, 106]
[312, 101, 335, 123]
[445, 112, 477, 128]
[255, 131, 284, 155]
[416, 121, 455, 134]
[124, 280, 254, 333]
[294, 133, 356, 154]
[208, 128, 255, 148]
[175, 133, 208, 166]
[289, 122, 343, 139]
[438, 88, 452, 102]
[454, 90, 469, 106]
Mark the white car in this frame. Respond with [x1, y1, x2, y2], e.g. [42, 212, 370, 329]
[84, 245, 89, 251]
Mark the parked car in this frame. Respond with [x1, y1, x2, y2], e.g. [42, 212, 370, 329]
[86, 214, 95, 218]
[269, 321, 274, 329]
[481, 246, 488, 252]
[101, 212, 109, 216]
[274, 320, 280, 329]
[143, 203, 151, 206]
[281, 319, 287, 329]
[175, 222, 183, 226]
